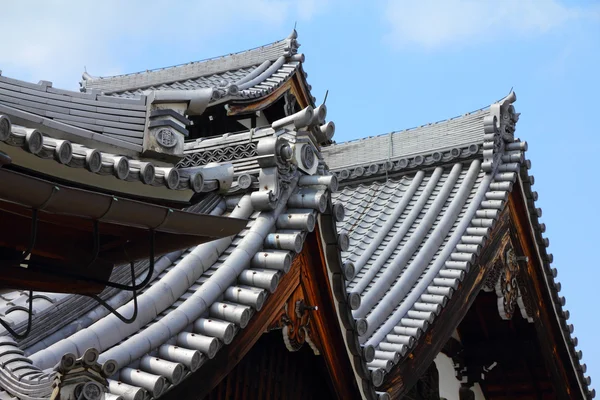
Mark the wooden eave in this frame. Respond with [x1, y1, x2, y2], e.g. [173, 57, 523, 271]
[378, 176, 585, 399]
[161, 229, 360, 400]
[507, 177, 586, 399]
[225, 71, 312, 116]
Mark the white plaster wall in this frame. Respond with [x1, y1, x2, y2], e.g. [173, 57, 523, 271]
[434, 353, 486, 400]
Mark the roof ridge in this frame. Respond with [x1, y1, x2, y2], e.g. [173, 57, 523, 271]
[328, 104, 491, 148]
[82, 35, 292, 83]
[328, 90, 514, 148]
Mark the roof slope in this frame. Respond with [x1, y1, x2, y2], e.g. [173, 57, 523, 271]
[81, 31, 313, 106]
[0, 106, 340, 400]
[0, 75, 148, 151]
[323, 94, 595, 399]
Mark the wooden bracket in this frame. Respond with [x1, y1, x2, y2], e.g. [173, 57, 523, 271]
[482, 235, 534, 322]
[268, 257, 321, 355]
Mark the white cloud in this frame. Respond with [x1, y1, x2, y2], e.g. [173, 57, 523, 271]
[383, 0, 600, 50]
[0, 0, 320, 90]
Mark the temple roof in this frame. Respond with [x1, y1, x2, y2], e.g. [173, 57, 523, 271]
[0, 104, 339, 399]
[0, 29, 594, 399]
[322, 96, 593, 399]
[80, 32, 312, 106]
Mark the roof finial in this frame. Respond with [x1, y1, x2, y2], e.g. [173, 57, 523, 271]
[82, 66, 93, 81]
[288, 23, 298, 39]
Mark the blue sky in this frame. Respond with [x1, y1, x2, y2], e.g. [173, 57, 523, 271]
[1, 0, 599, 389]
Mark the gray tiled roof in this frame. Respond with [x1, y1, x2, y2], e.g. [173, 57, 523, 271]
[330, 158, 497, 392]
[323, 96, 594, 399]
[0, 115, 204, 194]
[0, 69, 593, 400]
[81, 33, 311, 106]
[0, 74, 147, 150]
[0, 106, 340, 400]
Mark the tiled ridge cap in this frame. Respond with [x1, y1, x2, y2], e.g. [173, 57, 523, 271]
[326, 90, 514, 150]
[331, 142, 482, 184]
[107, 58, 303, 110]
[83, 35, 289, 84]
[0, 115, 208, 193]
[327, 106, 491, 149]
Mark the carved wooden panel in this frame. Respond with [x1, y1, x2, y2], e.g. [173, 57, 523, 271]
[267, 253, 322, 355]
[481, 235, 534, 323]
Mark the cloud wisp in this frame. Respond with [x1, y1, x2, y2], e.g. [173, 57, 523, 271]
[383, 0, 600, 50]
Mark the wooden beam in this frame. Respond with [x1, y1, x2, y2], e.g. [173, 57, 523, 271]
[304, 230, 362, 400]
[290, 73, 311, 109]
[0, 207, 219, 268]
[226, 73, 311, 117]
[226, 80, 294, 116]
[380, 207, 512, 398]
[0, 264, 109, 294]
[507, 186, 582, 399]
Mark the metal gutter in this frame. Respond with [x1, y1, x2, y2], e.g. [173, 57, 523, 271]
[0, 168, 246, 237]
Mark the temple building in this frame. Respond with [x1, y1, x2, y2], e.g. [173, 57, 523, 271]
[0, 31, 594, 400]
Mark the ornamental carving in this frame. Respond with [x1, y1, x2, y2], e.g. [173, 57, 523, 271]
[268, 282, 320, 355]
[496, 248, 519, 320]
[481, 91, 519, 173]
[156, 128, 177, 148]
[283, 92, 298, 117]
[492, 91, 520, 143]
[301, 144, 315, 169]
[483, 239, 534, 322]
[177, 142, 258, 168]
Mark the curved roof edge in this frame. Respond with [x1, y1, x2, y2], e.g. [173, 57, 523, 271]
[80, 30, 302, 97]
[325, 93, 595, 399]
